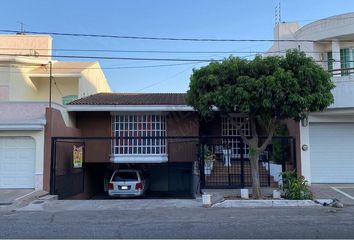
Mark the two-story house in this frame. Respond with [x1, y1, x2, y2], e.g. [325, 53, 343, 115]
[267, 12, 354, 184]
[0, 35, 111, 190]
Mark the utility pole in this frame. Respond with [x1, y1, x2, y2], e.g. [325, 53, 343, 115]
[49, 61, 52, 108]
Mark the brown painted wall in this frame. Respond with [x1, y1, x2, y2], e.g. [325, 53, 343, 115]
[43, 108, 81, 192]
[76, 111, 111, 163]
[76, 111, 201, 163]
[200, 115, 222, 145]
[286, 119, 301, 176]
[167, 112, 199, 162]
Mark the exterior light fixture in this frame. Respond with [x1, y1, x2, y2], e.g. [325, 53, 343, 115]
[302, 144, 309, 151]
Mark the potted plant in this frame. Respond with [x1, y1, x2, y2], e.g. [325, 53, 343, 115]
[203, 146, 216, 175]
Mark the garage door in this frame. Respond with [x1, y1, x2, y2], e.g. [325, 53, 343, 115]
[310, 123, 354, 183]
[0, 137, 35, 188]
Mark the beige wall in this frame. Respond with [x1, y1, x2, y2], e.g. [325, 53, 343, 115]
[1, 63, 111, 102]
[0, 35, 52, 60]
[0, 65, 38, 101]
[79, 62, 111, 97]
[31, 76, 79, 104]
[0, 66, 10, 101]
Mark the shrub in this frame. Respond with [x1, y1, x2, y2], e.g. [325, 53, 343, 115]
[279, 170, 313, 200]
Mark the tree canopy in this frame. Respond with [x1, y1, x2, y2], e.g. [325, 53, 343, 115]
[187, 50, 335, 122]
[187, 50, 335, 198]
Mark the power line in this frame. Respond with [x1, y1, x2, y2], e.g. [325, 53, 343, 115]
[136, 62, 201, 92]
[0, 53, 353, 66]
[0, 53, 219, 62]
[0, 47, 269, 54]
[0, 61, 203, 70]
[0, 47, 345, 54]
[1, 29, 354, 43]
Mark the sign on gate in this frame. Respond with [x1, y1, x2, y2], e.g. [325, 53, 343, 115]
[73, 145, 83, 168]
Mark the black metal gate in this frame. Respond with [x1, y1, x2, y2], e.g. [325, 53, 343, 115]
[50, 139, 85, 199]
[199, 136, 296, 189]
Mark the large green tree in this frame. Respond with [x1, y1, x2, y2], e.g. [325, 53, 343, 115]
[187, 50, 334, 198]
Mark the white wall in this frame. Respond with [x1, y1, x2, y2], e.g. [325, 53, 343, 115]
[0, 130, 45, 190]
[330, 75, 354, 108]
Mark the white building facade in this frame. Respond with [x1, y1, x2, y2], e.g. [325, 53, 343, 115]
[268, 13, 354, 184]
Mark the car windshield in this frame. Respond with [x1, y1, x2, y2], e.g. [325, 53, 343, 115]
[113, 172, 138, 182]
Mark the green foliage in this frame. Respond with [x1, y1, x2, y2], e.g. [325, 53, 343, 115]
[279, 171, 313, 200]
[187, 50, 335, 122]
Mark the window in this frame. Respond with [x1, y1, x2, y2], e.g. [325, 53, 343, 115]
[112, 114, 167, 155]
[221, 117, 250, 158]
[340, 48, 351, 76]
[327, 48, 354, 76]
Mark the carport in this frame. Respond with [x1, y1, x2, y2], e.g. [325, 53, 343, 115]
[49, 136, 199, 200]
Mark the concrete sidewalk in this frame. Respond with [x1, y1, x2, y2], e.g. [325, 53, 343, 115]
[0, 189, 34, 205]
[311, 184, 354, 206]
[0, 190, 48, 211]
[18, 198, 203, 212]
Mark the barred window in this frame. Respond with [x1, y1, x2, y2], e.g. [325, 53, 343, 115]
[112, 114, 167, 155]
[221, 117, 250, 158]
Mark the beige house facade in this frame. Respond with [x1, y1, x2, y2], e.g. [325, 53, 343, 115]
[0, 34, 111, 190]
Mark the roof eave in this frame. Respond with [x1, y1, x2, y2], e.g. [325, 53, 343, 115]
[0, 119, 46, 131]
[29, 73, 82, 78]
[66, 104, 195, 112]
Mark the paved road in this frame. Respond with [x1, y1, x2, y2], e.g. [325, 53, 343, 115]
[1, 205, 354, 238]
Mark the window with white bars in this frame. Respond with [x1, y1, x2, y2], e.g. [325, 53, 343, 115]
[221, 117, 250, 158]
[112, 114, 167, 155]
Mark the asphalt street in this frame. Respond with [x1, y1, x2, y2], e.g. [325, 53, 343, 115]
[1, 206, 354, 239]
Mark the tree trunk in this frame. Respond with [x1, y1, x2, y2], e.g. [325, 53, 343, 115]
[250, 153, 261, 199]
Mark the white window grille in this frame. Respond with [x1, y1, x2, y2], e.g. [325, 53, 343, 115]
[221, 117, 250, 158]
[112, 114, 167, 155]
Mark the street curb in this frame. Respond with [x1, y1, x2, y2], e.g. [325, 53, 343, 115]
[202, 193, 224, 207]
[213, 199, 320, 208]
[39, 195, 58, 201]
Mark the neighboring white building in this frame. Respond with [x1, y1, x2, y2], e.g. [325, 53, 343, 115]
[0, 35, 111, 190]
[268, 12, 354, 184]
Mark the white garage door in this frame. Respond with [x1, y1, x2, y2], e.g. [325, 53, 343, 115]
[310, 123, 354, 183]
[0, 137, 35, 188]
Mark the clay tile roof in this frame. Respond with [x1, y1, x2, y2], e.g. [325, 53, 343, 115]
[69, 93, 188, 105]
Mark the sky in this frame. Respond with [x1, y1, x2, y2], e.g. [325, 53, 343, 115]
[1, 0, 353, 93]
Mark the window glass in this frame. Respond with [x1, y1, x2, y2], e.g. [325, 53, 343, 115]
[341, 48, 351, 76]
[113, 171, 138, 181]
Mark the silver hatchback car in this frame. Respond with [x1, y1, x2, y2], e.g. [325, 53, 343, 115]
[108, 169, 148, 198]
